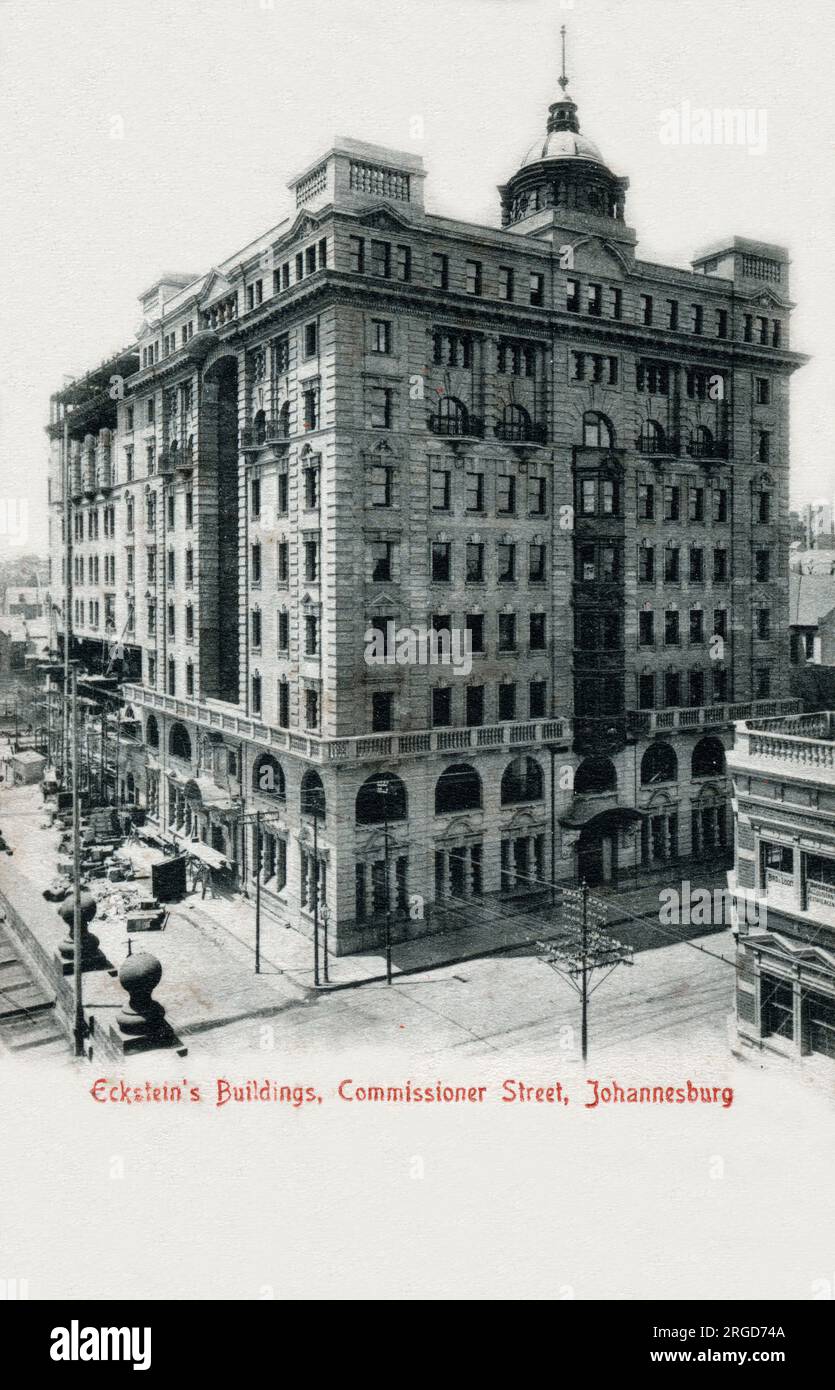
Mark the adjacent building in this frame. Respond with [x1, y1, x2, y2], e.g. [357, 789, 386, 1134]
[727, 710, 835, 1067]
[46, 59, 804, 951]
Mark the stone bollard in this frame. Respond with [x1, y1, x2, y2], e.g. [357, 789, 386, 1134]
[114, 952, 176, 1051]
[56, 889, 108, 974]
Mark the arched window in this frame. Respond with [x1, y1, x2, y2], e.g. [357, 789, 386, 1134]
[435, 396, 469, 437]
[497, 403, 532, 442]
[638, 420, 666, 455]
[692, 737, 726, 778]
[169, 722, 191, 762]
[500, 756, 544, 805]
[145, 714, 159, 750]
[434, 763, 481, 815]
[300, 769, 326, 820]
[253, 409, 266, 444]
[574, 757, 617, 795]
[253, 753, 286, 800]
[355, 772, 408, 825]
[641, 743, 678, 785]
[583, 411, 614, 449]
[688, 425, 714, 458]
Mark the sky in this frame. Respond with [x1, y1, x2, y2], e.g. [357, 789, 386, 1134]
[1, 0, 833, 555]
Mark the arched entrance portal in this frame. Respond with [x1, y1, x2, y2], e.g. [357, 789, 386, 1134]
[575, 808, 643, 886]
[201, 356, 240, 702]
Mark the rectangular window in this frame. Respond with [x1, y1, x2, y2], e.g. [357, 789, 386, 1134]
[277, 473, 288, 514]
[529, 543, 546, 583]
[370, 240, 390, 277]
[665, 610, 680, 646]
[466, 542, 484, 583]
[431, 541, 451, 581]
[498, 683, 516, 721]
[667, 299, 679, 330]
[638, 483, 654, 520]
[757, 430, 771, 463]
[691, 304, 704, 334]
[716, 308, 728, 338]
[303, 387, 318, 430]
[395, 244, 411, 282]
[566, 278, 580, 312]
[611, 287, 623, 320]
[369, 541, 392, 582]
[497, 543, 515, 583]
[278, 680, 290, 727]
[756, 608, 771, 640]
[430, 468, 451, 511]
[755, 377, 770, 404]
[689, 487, 704, 522]
[304, 322, 317, 357]
[251, 542, 262, 585]
[496, 474, 516, 514]
[277, 541, 289, 582]
[664, 485, 680, 521]
[431, 253, 448, 289]
[713, 548, 729, 582]
[528, 475, 546, 515]
[757, 491, 771, 524]
[250, 476, 261, 519]
[689, 547, 704, 583]
[465, 260, 482, 295]
[713, 487, 728, 523]
[529, 613, 546, 650]
[371, 692, 393, 733]
[639, 611, 655, 646]
[349, 236, 365, 273]
[432, 687, 451, 727]
[465, 613, 484, 653]
[638, 546, 655, 583]
[665, 671, 681, 708]
[664, 547, 680, 583]
[499, 266, 514, 301]
[277, 610, 289, 650]
[465, 471, 484, 512]
[498, 614, 517, 652]
[530, 272, 545, 306]
[640, 294, 653, 325]
[369, 464, 393, 507]
[368, 386, 392, 429]
[755, 549, 770, 582]
[371, 319, 392, 354]
[529, 680, 546, 719]
[466, 684, 484, 726]
[587, 283, 602, 316]
[305, 688, 319, 730]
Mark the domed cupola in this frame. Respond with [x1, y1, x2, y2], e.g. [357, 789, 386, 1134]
[499, 28, 629, 228]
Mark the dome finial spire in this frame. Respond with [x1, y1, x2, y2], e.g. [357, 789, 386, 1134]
[559, 23, 568, 93]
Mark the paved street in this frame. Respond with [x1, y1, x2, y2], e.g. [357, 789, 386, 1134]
[0, 777, 737, 1066]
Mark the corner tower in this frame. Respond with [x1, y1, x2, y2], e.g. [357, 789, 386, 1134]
[498, 27, 629, 231]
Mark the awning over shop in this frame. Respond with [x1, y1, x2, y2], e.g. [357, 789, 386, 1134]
[560, 798, 645, 830]
[182, 776, 234, 811]
[181, 839, 231, 872]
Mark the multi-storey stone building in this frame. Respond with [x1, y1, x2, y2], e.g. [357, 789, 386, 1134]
[46, 66, 804, 952]
[727, 710, 835, 1066]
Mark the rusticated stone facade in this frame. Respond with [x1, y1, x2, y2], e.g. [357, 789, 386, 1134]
[46, 78, 805, 953]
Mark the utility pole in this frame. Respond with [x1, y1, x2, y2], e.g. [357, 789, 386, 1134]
[62, 411, 72, 790]
[71, 665, 84, 1058]
[254, 809, 262, 974]
[382, 786, 392, 985]
[538, 881, 634, 1064]
[312, 810, 320, 987]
